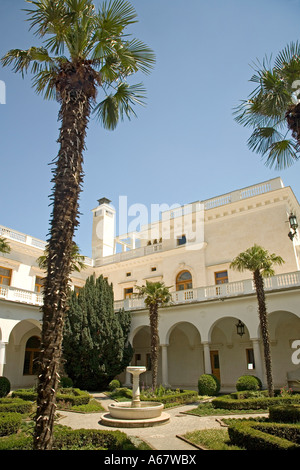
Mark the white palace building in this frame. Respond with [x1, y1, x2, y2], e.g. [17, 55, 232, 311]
[0, 177, 300, 392]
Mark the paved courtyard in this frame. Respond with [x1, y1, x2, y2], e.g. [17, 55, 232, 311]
[57, 393, 267, 451]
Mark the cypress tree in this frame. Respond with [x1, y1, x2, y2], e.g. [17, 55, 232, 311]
[63, 275, 133, 390]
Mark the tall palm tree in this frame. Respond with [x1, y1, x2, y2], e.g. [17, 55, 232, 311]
[1, 0, 155, 450]
[0, 237, 10, 254]
[230, 244, 284, 397]
[234, 42, 300, 169]
[136, 281, 171, 390]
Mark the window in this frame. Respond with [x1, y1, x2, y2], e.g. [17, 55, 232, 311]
[151, 267, 157, 272]
[124, 287, 133, 299]
[23, 336, 41, 375]
[215, 271, 228, 285]
[246, 349, 255, 369]
[0, 267, 11, 286]
[74, 286, 81, 296]
[35, 276, 45, 293]
[176, 270, 193, 291]
[126, 272, 131, 277]
[177, 235, 186, 246]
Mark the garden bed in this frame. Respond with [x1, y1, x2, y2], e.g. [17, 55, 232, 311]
[109, 385, 198, 408]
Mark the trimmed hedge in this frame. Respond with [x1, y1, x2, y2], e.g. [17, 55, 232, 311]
[0, 427, 140, 451]
[269, 405, 300, 424]
[212, 394, 300, 411]
[56, 388, 90, 407]
[52, 427, 135, 450]
[228, 420, 300, 451]
[236, 375, 262, 392]
[0, 398, 33, 414]
[12, 389, 37, 401]
[0, 377, 11, 398]
[198, 374, 220, 396]
[0, 434, 33, 450]
[144, 390, 198, 406]
[0, 412, 22, 437]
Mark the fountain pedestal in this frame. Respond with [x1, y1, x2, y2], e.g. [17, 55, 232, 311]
[100, 366, 170, 428]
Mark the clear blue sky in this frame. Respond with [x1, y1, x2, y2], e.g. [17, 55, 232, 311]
[1, 0, 300, 257]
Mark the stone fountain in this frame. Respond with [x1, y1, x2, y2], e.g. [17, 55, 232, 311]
[100, 366, 170, 427]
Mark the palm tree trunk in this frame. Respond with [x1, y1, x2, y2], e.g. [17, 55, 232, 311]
[253, 269, 274, 397]
[34, 87, 91, 450]
[149, 303, 159, 390]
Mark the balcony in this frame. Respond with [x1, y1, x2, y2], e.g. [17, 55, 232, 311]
[1, 271, 299, 311]
[0, 286, 43, 306]
[114, 270, 300, 311]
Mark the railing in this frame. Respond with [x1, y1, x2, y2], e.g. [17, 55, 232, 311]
[0, 225, 94, 267]
[203, 178, 283, 210]
[96, 243, 163, 266]
[1, 270, 299, 309]
[0, 286, 43, 306]
[114, 270, 300, 311]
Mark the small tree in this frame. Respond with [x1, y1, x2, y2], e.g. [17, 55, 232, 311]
[230, 244, 284, 397]
[63, 275, 133, 390]
[136, 281, 171, 389]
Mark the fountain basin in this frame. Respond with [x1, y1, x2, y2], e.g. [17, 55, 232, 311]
[108, 401, 164, 420]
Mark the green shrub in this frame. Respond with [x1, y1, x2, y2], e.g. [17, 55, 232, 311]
[60, 377, 73, 388]
[0, 398, 32, 414]
[52, 427, 136, 450]
[56, 388, 90, 407]
[230, 390, 269, 400]
[198, 374, 220, 396]
[228, 420, 300, 451]
[12, 388, 37, 401]
[236, 375, 262, 392]
[0, 412, 22, 436]
[0, 434, 33, 450]
[143, 390, 198, 406]
[212, 393, 300, 411]
[269, 404, 300, 424]
[0, 377, 10, 398]
[108, 379, 121, 391]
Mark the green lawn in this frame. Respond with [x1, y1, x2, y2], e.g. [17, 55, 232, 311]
[183, 428, 243, 450]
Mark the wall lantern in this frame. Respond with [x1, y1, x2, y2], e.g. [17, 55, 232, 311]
[236, 320, 245, 337]
[288, 213, 298, 241]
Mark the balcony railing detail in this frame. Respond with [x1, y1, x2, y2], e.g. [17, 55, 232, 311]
[115, 271, 300, 311]
[1, 270, 299, 310]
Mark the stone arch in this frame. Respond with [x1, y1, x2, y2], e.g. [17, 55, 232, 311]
[4, 319, 41, 388]
[267, 310, 300, 388]
[208, 316, 253, 390]
[166, 321, 203, 388]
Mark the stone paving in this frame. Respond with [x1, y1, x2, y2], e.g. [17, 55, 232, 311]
[57, 393, 267, 451]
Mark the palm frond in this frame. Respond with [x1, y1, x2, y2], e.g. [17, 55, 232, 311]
[93, 82, 146, 129]
[265, 139, 300, 169]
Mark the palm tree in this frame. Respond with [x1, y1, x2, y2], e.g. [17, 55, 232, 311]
[230, 244, 284, 397]
[0, 237, 10, 254]
[37, 241, 86, 273]
[234, 42, 300, 169]
[1, 0, 155, 450]
[136, 281, 171, 390]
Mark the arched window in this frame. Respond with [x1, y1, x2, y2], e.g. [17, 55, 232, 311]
[176, 270, 193, 291]
[23, 336, 41, 376]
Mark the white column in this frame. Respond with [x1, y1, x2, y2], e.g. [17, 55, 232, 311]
[251, 338, 265, 386]
[202, 342, 212, 374]
[0, 342, 7, 377]
[161, 344, 169, 387]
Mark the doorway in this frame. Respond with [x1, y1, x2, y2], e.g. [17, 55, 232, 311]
[210, 350, 220, 382]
